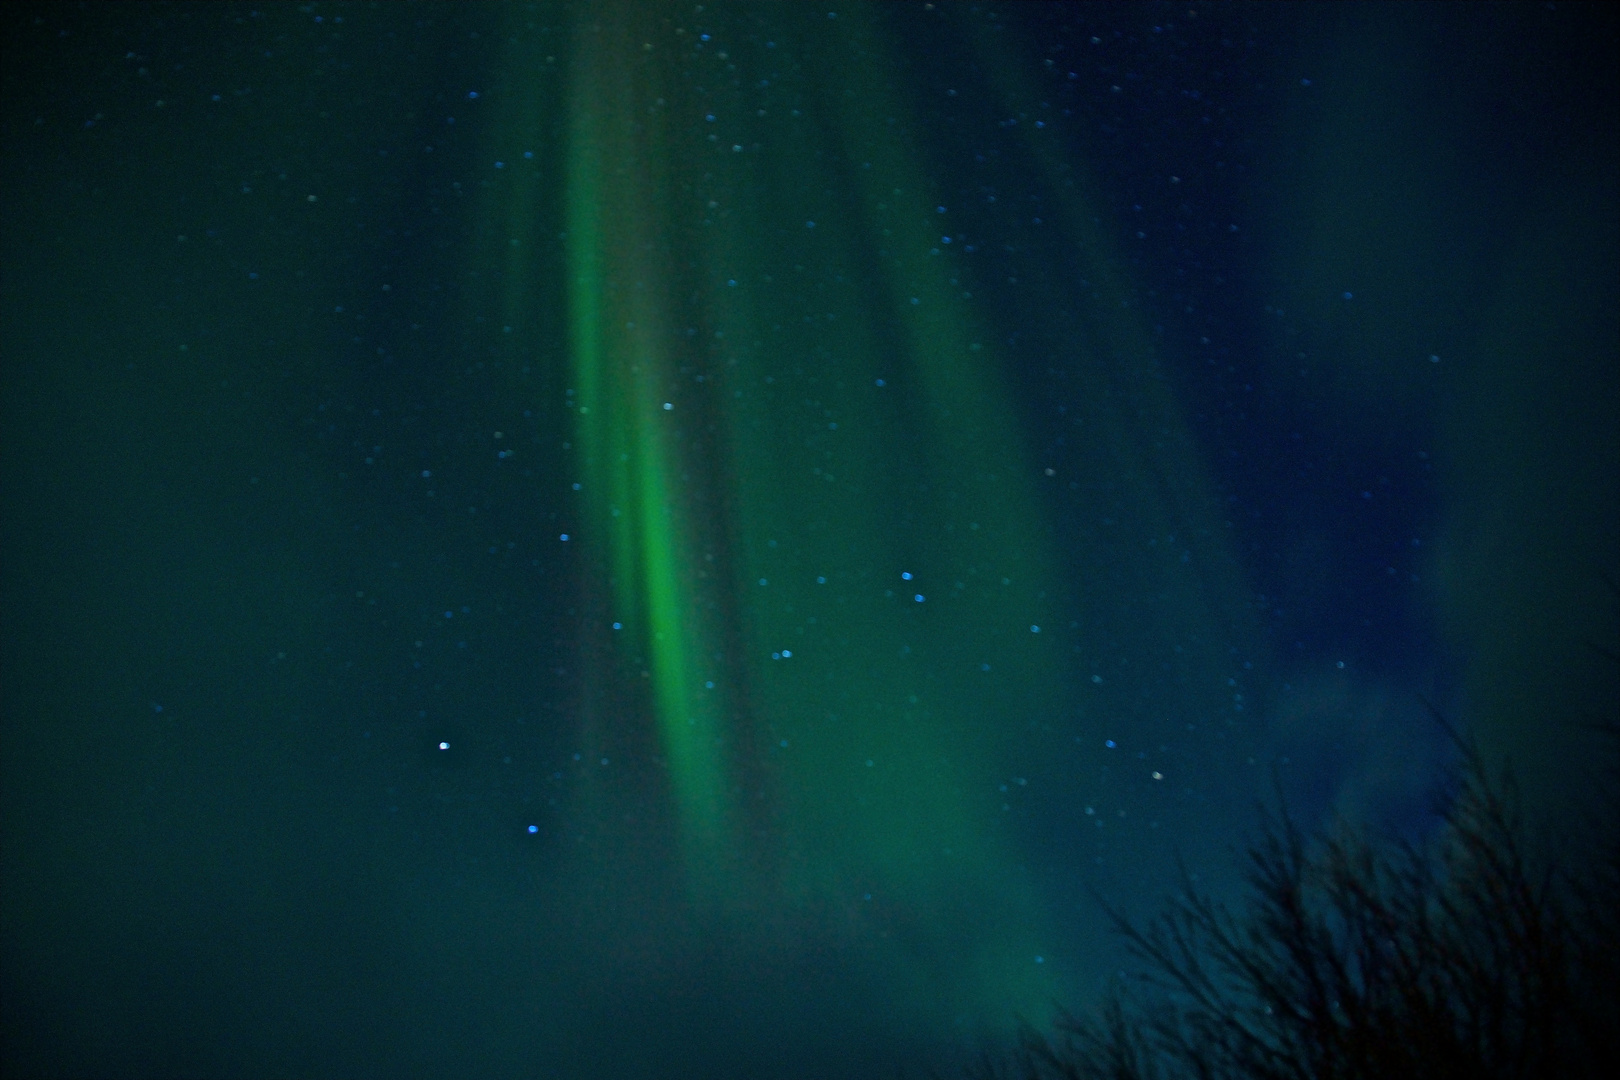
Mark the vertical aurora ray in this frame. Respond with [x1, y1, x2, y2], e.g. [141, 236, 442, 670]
[488, 0, 1263, 1043]
[563, 7, 732, 875]
[543, 0, 1069, 1016]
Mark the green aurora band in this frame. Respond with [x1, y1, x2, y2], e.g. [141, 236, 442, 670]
[493, 0, 1260, 1032]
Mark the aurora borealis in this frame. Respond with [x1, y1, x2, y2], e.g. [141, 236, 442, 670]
[541, 0, 1269, 1030]
[3, 3, 1616, 1078]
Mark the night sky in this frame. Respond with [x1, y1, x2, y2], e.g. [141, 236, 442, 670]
[2, 3, 1615, 1078]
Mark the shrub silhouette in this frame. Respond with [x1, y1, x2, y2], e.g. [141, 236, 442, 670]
[972, 712, 1620, 1080]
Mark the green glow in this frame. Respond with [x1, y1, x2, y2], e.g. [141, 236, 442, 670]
[488, 0, 1259, 1039]
[562, 11, 731, 874]
[537, 0, 1073, 1022]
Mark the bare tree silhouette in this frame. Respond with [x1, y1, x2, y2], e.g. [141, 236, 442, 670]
[971, 711, 1619, 1080]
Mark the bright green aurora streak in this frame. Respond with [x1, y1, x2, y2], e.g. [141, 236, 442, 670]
[494, 0, 1259, 1036]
